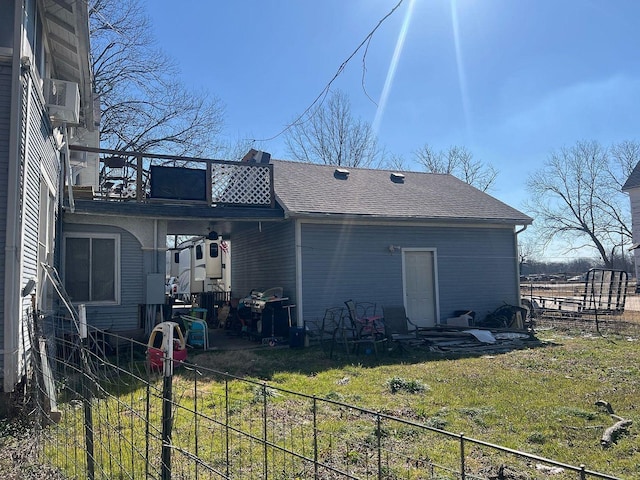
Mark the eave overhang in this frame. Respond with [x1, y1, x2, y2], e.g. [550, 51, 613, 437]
[43, 0, 94, 130]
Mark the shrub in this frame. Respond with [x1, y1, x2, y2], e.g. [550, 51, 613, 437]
[386, 377, 429, 394]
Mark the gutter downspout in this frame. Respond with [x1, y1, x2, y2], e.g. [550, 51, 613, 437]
[294, 219, 303, 327]
[515, 224, 529, 304]
[62, 123, 74, 212]
[4, 3, 27, 392]
[154, 219, 158, 272]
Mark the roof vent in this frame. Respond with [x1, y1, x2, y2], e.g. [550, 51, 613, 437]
[334, 168, 350, 180]
[390, 172, 405, 184]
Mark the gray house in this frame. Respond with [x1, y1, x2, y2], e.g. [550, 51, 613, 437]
[1, 0, 96, 393]
[623, 162, 640, 287]
[233, 160, 533, 327]
[62, 153, 532, 338]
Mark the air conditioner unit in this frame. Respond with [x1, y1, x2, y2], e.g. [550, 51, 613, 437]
[43, 78, 80, 124]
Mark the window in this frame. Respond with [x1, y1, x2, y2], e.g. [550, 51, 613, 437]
[64, 234, 120, 303]
[209, 242, 219, 258]
[0, 0, 14, 49]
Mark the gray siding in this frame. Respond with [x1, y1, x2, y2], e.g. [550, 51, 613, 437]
[0, 61, 11, 363]
[15, 76, 61, 381]
[299, 222, 519, 325]
[231, 221, 296, 303]
[63, 224, 144, 331]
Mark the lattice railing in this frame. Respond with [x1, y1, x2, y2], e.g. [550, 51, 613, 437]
[211, 163, 272, 206]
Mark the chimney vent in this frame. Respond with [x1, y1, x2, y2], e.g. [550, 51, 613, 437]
[334, 168, 350, 179]
[390, 172, 405, 183]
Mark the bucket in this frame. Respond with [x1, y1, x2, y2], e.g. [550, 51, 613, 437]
[289, 326, 305, 349]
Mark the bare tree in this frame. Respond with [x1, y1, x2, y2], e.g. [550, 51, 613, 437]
[610, 140, 640, 189]
[284, 91, 383, 168]
[525, 140, 636, 268]
[414, 145, 497, 192]
[89, 0, 225, 156]
[384, 153, 408, 172]
[517, 231, 543, 272]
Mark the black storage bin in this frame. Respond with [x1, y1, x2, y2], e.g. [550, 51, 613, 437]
[289, 327, 305, 348]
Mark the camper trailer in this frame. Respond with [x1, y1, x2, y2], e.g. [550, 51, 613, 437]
[166, 248, 180, 279]
[174, 236, 230, 301]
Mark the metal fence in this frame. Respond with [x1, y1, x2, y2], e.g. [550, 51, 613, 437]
[31, 324, 622, 480]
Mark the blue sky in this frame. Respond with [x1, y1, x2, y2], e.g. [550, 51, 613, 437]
[148, 0, 640, 229]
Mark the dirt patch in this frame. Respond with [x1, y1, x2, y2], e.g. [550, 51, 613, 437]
[0, 421, 67, 480]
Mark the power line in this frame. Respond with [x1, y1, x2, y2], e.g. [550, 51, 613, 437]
[251, 0, 405, 143]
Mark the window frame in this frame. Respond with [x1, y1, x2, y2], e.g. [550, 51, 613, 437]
[63, 233, 121, 305]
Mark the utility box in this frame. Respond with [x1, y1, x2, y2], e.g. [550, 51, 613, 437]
[146, 273, 166, 304]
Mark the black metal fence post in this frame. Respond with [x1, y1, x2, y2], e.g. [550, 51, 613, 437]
[145, 371, 151, 480]
[313, 396, 318, 479]
[161, 325, 175, 480]
[377, 413, 382, 480]
[194, 366, 199, 480]
[262, 383, 268, 479]
[225, 378, 230, 478]
[459, 432, 466, 480]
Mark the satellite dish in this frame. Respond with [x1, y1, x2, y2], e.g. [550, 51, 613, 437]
[207, 231, 218, 240]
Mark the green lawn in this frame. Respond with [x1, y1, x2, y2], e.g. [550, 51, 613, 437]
[185, 328, 639, 478]
[34, 327, 640, 479]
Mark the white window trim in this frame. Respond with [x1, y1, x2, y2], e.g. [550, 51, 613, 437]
[62, 233, 121, 305]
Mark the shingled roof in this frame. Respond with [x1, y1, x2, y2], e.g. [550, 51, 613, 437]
[271, 160, 532, 225]
[623, 161, 640, 191]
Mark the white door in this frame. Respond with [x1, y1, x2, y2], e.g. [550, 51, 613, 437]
[403, 250, 438, 327]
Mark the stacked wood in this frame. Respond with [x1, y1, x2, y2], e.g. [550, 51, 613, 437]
[416, 327, 539, 354]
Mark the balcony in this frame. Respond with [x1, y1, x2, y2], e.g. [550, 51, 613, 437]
[68, 146, 275, 208]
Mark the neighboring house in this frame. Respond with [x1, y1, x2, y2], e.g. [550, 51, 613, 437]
[62, 152, 532, 336]
[622, 163, 640, 289]
[0, 0, 96, 393]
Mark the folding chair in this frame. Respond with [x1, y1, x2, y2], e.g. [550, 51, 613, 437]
[343, 300, 387, 358]
[318, 307, 344, 358]
[381, 305, 421, 354]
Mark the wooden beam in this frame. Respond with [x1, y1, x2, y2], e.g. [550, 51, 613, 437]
[39, 338, 62, 423]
